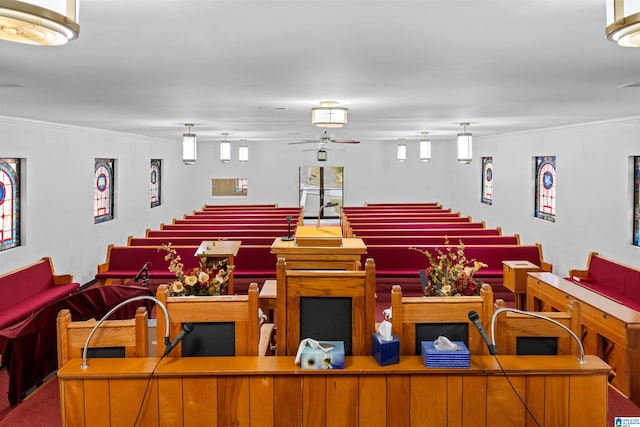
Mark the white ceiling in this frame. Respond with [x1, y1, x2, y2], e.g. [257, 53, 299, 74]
[0, 0, 639, 146]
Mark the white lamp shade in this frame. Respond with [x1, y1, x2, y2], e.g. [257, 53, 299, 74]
[457, 133, 472, 164]
[0, 0, 79, 46]
[182, 133, 197, 164]
[420, 139, 431, 161]
[606, 0, 640, 46]
[220, 141, 231, 163]
[397, 143, 407, 162]
[239, 145, 249, 162]
[311, 107, 348, 128]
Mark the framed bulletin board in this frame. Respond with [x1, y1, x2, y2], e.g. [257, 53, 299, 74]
[211, 178, 248, 197]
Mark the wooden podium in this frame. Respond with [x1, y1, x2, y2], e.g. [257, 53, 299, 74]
[58, 355, 609, 427]
[195, 240, 241, 294]
[271, 225, 367, 270]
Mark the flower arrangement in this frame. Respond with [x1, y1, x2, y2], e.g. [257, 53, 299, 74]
[160, 244, 234, 296]
[410, 239, 487, 297]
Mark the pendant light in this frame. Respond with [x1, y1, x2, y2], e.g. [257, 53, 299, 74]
[220, 133, 231, 163]
[420, 132, 431, 162]
[0, 0, 79, 46]
[239, 140, 249, 162]
[457, 123, 473, 164]
[606, 0, 640, 47]
[182, 124, 197, 165]
[397, 139, 407, 162]
[311, 101, 348, 128]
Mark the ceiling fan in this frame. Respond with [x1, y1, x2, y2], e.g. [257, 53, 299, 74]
[288, 131, 359, 161]
[288, 130, 360, 146]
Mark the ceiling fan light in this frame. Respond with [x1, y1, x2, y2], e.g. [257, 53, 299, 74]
[0, 0, 79, 46]
[606, 0, 640, 47]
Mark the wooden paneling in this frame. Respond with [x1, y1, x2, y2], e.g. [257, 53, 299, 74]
[58, 355, 610, 427]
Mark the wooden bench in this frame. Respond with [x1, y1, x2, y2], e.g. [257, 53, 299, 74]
[160, 223, 290, 231]
[567, 252, 640, 311]
[349, 227, 502, 238]
[128, 235, 277, 246]
[0, 257, 80, 329]
[95, 245, 201, 286]
[527, 271, 640, 405]
[147, 228, 293, 239]
[360, 235, 519, 246]
[366, 244, 551, 281]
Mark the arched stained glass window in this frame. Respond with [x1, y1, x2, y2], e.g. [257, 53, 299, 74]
[0, 158, 20, 251]
[534, 156, 556, 222]
[94, 158, 114, 223]
[150, 159, 161, 208]
[481, 157, 493, 205]
[634, 156, 640, 247]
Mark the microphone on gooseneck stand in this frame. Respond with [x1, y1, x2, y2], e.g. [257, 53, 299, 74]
[316, 201, 338, 228]
[133, 262, 150, 283]
[162, 323, 195, 358]
[282, 215, 295, 241]
[468, 310, 497, 355]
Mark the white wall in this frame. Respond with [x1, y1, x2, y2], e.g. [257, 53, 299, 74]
[2, 115, 639, 283]
[446, 117, 640, 276]
[0, 117, 202, 283]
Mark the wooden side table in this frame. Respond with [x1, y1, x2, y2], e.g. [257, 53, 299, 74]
[502, 260, 541, 310]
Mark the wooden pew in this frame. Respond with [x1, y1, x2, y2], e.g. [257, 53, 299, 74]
[147, 228, 293, 239]
[367, 244, 551, 281]
[160, 223, 290, 231]
[527, 271, 640, 405]
[360, 235, 519, 246]
[128, 236, 277, 247]
[349, 227, 501, 238]
[95, 245, 201, 286]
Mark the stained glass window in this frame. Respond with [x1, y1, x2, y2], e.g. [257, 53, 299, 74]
[634, 157, 640, 247]
[150, 159, 161, 208]
[0, 158, 20, 251]
[481, 157, 493, 205]
[94, 158, 114, 223]
[534, 156, 556, 222]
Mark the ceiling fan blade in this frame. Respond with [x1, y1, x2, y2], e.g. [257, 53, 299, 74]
[332, 140, 360, 144]
[288, 140, 317, 145]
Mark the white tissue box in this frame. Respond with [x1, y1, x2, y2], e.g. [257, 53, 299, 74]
[300, 341, 345, 370]
[372, 333, 399, 366]
[421, 341, 470, 368]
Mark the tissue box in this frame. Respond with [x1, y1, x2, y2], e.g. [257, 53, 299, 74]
[300, 341, 345, 370]
[372, 333, 399, 366]
[421, 341, 470, 368]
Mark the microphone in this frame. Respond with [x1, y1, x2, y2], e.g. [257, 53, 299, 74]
[316, 201, 338, 227]
[81, 295, 171, 369]
[282, 215, 295, 241]
[162, 323, 194, 357]
[133, 262, 150, 282]
[468, 310, 497, 355]
[490, 306, 585, 363]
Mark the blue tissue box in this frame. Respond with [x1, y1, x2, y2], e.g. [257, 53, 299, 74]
[372, 333, 399, 366]
[300, 341, 345, 370]
[421, 341, 470, 368]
